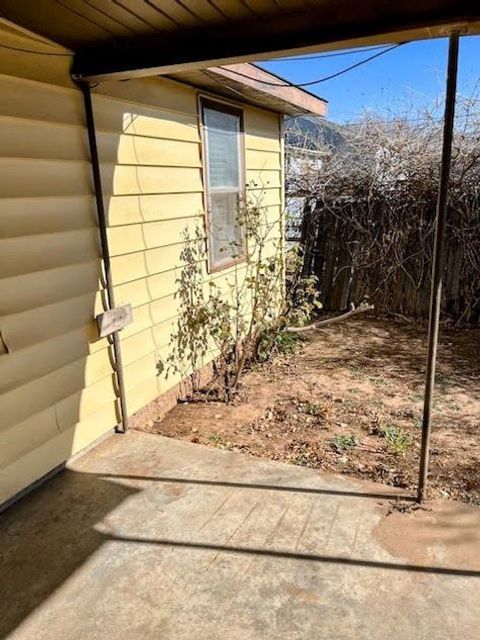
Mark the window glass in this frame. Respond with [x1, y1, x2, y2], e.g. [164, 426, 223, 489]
[203, 101, 244, 269]
[204, 109, 240, 188]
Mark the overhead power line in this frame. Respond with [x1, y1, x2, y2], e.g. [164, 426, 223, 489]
[227, 43, 408, 88]
[259, 44, 394, 63]
[0, 38, 405, 85]
[1, 37, 406, 90]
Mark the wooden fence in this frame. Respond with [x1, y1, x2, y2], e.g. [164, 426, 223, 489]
[293, 203, 479, 326]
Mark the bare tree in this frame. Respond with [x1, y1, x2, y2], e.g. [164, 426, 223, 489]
[285, 93, 480, 326]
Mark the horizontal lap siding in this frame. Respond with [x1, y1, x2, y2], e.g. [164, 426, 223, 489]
[101, 93, 283, 426]
[89, 79, 207, 424]
[99, 96, 283, 410]
[0, 229, 100, 278]
[245, 109, 283, 250]
[0, 31, 115, 504]
[0, 24, 284, 505]
[0, 53, 207, 503]
[0, 195, 97, 238]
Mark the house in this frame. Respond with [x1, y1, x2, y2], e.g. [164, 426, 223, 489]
[1, 4, 479, 639]
[0, 3, 476, 513]
[284, 117, 352, 245]
[0, 18, 327, 507]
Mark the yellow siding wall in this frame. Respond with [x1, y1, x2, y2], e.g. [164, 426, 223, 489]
[0, 26, 283, 505]
[0, 27, 116, 504]
[94, 77, 283, 420]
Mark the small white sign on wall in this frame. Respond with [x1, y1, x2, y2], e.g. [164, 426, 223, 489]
[96, 304, 133, 338]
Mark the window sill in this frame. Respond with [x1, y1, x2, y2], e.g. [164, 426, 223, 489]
[207, 254, 247, 274]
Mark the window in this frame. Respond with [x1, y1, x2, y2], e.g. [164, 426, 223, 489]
[201, 99, 245, 270]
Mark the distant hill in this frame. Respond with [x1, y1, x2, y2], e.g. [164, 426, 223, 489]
[285, 116, 351, 152]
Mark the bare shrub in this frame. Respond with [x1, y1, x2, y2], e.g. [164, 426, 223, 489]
[162, 195, 321, 403]
[286, 93, 480, 325]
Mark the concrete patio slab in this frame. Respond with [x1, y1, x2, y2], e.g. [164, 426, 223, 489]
[1, 431, 479, 640]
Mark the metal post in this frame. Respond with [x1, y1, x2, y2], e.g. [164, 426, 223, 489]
[417, 34, 459, 502]
[80, 81, 129, 433]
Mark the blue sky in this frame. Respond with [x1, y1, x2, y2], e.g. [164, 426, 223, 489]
[258, 36, 480, 123]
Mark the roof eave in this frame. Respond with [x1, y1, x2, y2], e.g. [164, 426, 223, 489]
[209, 65, 327, 117]
[168, 65, 327, 117]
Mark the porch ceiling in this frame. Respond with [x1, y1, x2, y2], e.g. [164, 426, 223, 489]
[0, 1, 479, 81]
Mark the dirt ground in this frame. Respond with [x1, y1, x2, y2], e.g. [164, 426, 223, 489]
[140, 317, 480, 505]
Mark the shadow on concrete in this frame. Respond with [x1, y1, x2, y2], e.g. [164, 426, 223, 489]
[0, 470, 138, 640]
[106, 532, 480, 578]
[1, 461, 479, 640]
[92, 471, 415, 501]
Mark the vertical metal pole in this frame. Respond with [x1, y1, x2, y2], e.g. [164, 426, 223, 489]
[417, 34, 459, 502]
[80, 81, 129, 433]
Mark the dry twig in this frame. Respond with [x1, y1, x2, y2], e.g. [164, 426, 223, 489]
[287, 302, 374, 333]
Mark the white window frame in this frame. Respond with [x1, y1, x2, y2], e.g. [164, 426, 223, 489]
[200, 97, 246, 272]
